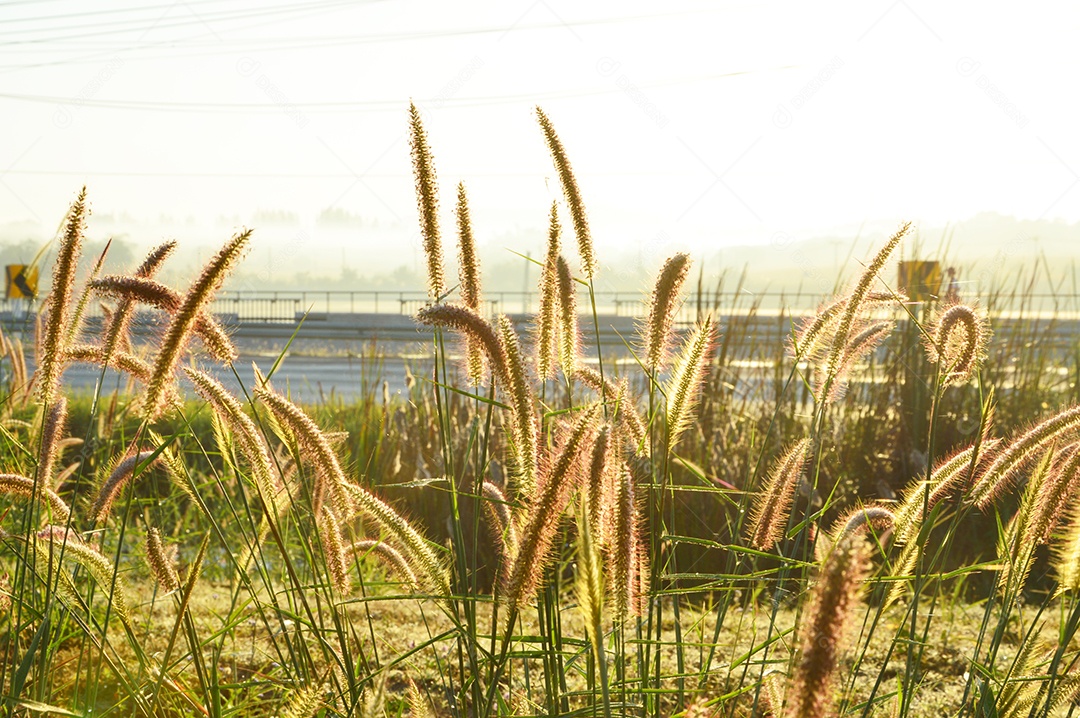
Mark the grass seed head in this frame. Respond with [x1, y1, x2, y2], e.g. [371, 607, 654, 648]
[145, 526, 180, 593]
[504, 404, 598, 607]
[535, 106, 595, 279]
[534, 203, 561, 380]
[36, 396, 68, 488]
[971, 404, 1080, 510]
[36, 186, 88, 407]
[786, 534, 871, 718]
[92, 449, 161, 522]
[665, 316, 718, 449]
[555, 255, 580, 375]
[745, 438, 812, 551]
[924, 302, 990, 386]
[409, 102, 444, 299]
[455, 182, 486, 385]
[319, 508, 349, 595]
[350, 540, 419, 591]
[642, 252, 692, 373]
[0, 473, 71, 524]
[142, 229, 250, 418]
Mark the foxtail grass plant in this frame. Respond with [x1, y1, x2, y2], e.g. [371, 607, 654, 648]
[7, 112, 1080, 718]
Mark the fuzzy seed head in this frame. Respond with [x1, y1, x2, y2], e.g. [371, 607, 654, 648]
[555, 255, 580, 374]
[481, 481, 518, 570]
[350, 540, 419, 591]
[534, 203, 562, 380]
[786, 534, 871, 718]
[745, 439, 812, 551]
[255, 386, 353, 518]
[455, 182, 487, 385]
[924, 302, 990, 387]
[664, 316, 718, 448]
[0, 473, 71, 524]
[92, 450, 161, 522]
[972, 404, 1080, 510]
[536, 106, 595, 279]
[37, 396, 68, 488]
[504, 405, 598, 607]
[642, 252, 691, 373]
[609, 460, 645, 619]
[417, 305, 538, 494]
[186, 367, 280, 516]
[573, 367, 648, 457]
[142, 230, 250, 418]
[36, 187, 88, 406]
[145, 527, 180, 593]
[409, 102, 444, 299]
[319, 508, 349, 595]
[821, 223, 910, 401]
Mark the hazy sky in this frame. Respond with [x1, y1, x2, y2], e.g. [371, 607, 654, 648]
[2, 1, 1079, 268]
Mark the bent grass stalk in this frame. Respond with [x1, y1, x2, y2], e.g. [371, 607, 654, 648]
[142, 230, 251, 418]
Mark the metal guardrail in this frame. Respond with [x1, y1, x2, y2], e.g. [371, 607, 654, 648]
[4, 289, 1080, 325]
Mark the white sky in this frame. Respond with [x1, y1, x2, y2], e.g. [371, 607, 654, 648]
[1, 1, 1079, 266]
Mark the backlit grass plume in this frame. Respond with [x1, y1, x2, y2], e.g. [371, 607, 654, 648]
[481, 480, 518, 571]
[102, 240, 176, 361]
[350, 540, 419, 590]
[338, 481, 449, 597]
[36, 186, 87, 407]
[455, 182, 486, 385]
[416, 305, 538, 494]
[36, 396, 68, 487]
[145, 526, 180, 593]
[642, 252, 691, 374]
[555, 255, 580, 375]
[64, 344, 181, 408]
[785, 534, 871, 718]
[92, 275, 236, 362]
[745, 438, 812, 551]
[535, 202, 561, 380]
[37, 525, 130, 625]
[409, 101, 444, 299]
[829, 505, 895, 545]
[923, 301, 990, 386]
[497, 313, 540, 494]
[92, 449, 165, 522]
[995, 447, 1055, 594]
[0, 473, 71, 524]
[894, 437, 1000, 545]
[664, 316, 718, 448]
[585, 425, 612, 543]
[536, 106, 595, 279]
[255, 386, 353, 518]
[970, 404, 1080, 509]
[610, 460, 646, 619]
[185, 367, 280, 516]
[1032, 442, 1080, 543]
[1053, 506, 1080, 594]
[504, 404, 598, 608]
[257, 386, 447, 595]
[573, 367, 648, 456]
[790, 292, 906, 363]
[820, 222, 910, 401]
[142, 229, 251, 418]
[827, 319, 895, 399]
[319, 508, 349, 595]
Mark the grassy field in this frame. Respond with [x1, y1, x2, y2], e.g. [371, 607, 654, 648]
[3, 105, 1080, 717]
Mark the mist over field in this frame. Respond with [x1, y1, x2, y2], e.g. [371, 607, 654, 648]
[2, 210, 1075, 297]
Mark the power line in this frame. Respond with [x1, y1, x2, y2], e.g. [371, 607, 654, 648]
[0, 66, 785, 112]
[0, 0, 366, 45]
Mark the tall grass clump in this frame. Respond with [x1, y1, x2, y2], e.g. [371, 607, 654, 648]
[5, 108, 1080, 718]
